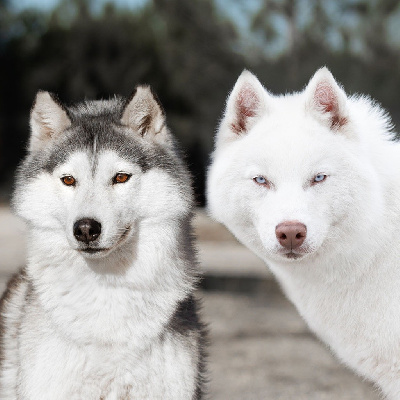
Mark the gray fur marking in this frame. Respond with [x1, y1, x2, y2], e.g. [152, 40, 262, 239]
[18, 97, 187, 184]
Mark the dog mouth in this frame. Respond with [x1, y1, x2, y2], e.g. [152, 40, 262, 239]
[284, 251, 303, 260]
[279, 247, 313, 260]
[79, 226, 131, 256]
[81, 247, 109, 254]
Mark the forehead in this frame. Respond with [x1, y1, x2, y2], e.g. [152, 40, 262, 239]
[46, 97, 168, 171]
[54, 149, 142, 174]
[20, 120, 179, 182]
[44, 126, 149, 173]
[235, 113, 348, 177]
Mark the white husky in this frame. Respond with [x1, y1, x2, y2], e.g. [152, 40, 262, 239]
[0, 87, 206, 399]
[208, 67, 400, 398]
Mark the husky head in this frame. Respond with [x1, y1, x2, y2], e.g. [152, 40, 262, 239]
[208, 68, 391, 264]
[13, 86, 192, 262]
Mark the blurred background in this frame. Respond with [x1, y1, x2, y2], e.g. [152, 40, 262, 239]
[2, 0, 400, 203]
[0, 0, 396, 398]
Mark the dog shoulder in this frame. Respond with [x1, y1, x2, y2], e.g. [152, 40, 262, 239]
[0, 268, 30, 379]
[0, 268, 29, 315]
[167, 295, 204, 335]
[166, 295, 208, 400]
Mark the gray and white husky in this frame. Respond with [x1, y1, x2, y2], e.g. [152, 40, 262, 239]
[0, 86, 206, 399]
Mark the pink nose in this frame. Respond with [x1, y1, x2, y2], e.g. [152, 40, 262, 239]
[275, 221, 307, 250]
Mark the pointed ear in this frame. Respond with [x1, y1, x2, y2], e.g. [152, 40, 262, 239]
[217, 70, 267, 145]
[121, 85, 167, 142]
[305, 67, 349, 131]
[29, 91, 71, 152]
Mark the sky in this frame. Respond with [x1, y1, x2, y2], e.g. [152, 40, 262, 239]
[10, 0, 148, 12]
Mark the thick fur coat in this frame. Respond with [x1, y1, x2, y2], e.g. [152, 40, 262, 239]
[0, 87, 206, 399]
[208, 67, 400, 399]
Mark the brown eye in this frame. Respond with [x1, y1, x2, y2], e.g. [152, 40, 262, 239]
[113, 173, 131, 184]
[61, 175, 76, 186]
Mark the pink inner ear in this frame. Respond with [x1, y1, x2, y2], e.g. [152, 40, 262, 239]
[314, 81, 348, 129]
[231, 84, 259, 134]
[314, 81, 338, 113]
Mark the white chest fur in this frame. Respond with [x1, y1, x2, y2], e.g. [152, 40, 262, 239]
[268, 246, 400, 399]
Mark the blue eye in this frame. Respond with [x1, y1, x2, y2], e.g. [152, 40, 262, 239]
[313, 174, 327, 183]
[253, 176, 270, 187]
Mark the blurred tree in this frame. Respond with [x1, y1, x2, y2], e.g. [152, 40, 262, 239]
[338, 0, 400, 113]
[3, 0, 400, 201]
[149, 0, 244, 202]
[252, 0, 301, 85]
[250, 0, 400, 128]
[0, 0, 243, 204]
[0, 8, 49, 195]
[251, 0, 340, 89]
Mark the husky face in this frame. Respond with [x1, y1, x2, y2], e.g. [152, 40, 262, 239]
[208, 68, 385, 263]
[48, 150, 140, 258]
[13, 87, 192, 261]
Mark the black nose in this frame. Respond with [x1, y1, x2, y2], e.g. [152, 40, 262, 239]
[73, 218, 101, 244]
